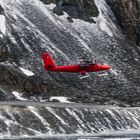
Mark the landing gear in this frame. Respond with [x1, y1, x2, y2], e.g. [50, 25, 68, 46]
[78, 73, 90, 79]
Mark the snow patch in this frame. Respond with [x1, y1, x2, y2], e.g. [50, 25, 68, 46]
[58, 13, 93, 53]
[32, 0, 57, 25]
[12, 91, 27, 101]
[20, 38, 33, 52]
[49, 96, 70, 103]
[98, 73, 108, 77]
[28, 106, 52, 133]
[59, 12, 69, 20]
[110, 69, 118, 76]
[19, 67, 34, 76]
[47, 107, 67, 126]
[94, 0, 113, 36]
[46, 3, 56, 11]
[65, 109, 86, 133]
[0, 15, 6, 35]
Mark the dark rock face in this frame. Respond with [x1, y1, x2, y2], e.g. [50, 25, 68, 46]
[0, 63, 81, 101]
[106, 0, 140, 45]
[43, 0, 140, 44]
[0, 43, 12, 62]
[41, 0, 99, 22]
[0, 4, 4, 15]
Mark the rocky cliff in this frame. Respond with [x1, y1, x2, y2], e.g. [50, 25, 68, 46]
[41, 0, 140, 45]
[0, 0, 140, 138]
[0, 0, 139, 105]
[105, 0, 140, 45]
[41, 0, 99, 22]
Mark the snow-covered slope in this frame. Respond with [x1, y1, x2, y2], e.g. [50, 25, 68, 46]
[0, 0, 140, 138]
[0, 0, 139, 104]
[0, 14, 6, 36]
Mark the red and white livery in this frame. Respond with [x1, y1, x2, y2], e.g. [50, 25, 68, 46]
[42, 52, 111, 75]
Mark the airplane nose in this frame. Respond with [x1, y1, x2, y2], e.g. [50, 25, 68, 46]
[106, 65, 111, 70]
[105, 65, 111, 69]
[100, 65, 111, 70]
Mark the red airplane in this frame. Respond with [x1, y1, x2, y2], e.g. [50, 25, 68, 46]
[42, 52, 111, 75]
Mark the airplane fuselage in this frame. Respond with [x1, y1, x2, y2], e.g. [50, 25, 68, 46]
[47, 64, 110, 74]
[42, 52, 111, 75]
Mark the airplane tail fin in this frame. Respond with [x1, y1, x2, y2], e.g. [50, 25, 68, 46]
[42, 52, 56, 70]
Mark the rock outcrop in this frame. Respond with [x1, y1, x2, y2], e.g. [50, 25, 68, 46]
[0, 63, 80, 101]
[41, 0, 99, 23]
[41, 0, 140, 45]
[0, 4, 4, 15]
[106, 0, 140, 45]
